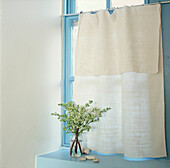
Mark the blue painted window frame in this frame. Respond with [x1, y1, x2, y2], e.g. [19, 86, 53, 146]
[62, 0, 149, 147]
[62, 14, 79, 146]
[62, 0, 111, 147]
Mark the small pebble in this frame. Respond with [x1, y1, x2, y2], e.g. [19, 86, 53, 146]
[72, 155, 80, 158]
[93, 158, 100, 163]
[79, 157, 86, 161]
[85, 155, 95, 160]
[83, 148, 90, 155]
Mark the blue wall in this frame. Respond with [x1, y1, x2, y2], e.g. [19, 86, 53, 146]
[149, 0, 170, 159]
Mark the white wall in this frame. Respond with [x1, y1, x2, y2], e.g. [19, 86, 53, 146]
[0, 0, 62, 168]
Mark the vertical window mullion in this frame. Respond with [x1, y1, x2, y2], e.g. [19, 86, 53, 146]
[63, 15, 79, 146]
[62, 18, 73, 146]
[67, 0, 76, 14]
[106, 0, 111, 9]
[71, 0, 76, 13]
[144, 0, 149, 4]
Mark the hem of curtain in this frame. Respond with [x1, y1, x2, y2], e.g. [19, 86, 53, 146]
[75, 70, 159, 76]
[91, 150, 167, 159]
[123, 154, 167, 159]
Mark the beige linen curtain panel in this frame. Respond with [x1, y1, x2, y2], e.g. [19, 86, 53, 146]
[73, 4, 166, 158]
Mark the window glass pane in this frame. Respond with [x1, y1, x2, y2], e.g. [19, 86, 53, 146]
[111, 0, 144, 8]
[76, 0, 106, 13]
[71, 22, 78, 76]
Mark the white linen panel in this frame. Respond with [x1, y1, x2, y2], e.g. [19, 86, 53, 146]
[73, 4, 166, 158]
[75, 5, 161, 75]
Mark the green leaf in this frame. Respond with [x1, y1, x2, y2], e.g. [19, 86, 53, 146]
[51, 100, 110, 134]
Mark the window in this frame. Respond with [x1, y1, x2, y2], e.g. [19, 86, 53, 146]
[111, 0, 145, 8]
[76, 0, 106, 12]
[62, 0, 147, 147]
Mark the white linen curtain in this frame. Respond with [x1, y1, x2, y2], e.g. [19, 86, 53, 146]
[73, 4, 166, 158]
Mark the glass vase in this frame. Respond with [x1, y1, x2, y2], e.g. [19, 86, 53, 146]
[70, 130, 83, 157]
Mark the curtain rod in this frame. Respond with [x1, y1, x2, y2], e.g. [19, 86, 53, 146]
[62, 1, 170, 17]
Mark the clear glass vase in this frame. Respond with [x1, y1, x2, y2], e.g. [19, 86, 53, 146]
[70, 132, 83, 157]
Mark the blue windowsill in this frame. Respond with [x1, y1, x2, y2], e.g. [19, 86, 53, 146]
[36, 148, 170, 168]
